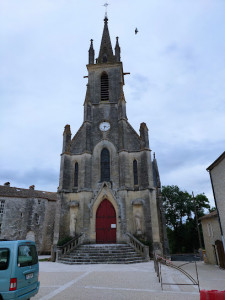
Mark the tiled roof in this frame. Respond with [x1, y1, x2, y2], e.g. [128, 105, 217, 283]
[199, 210, 217, 220]
[0, 185, 57, 201]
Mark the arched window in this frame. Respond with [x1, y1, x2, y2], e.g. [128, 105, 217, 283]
[101, 148, 110, 182]
[103, 53, 107, 63]
[101, 72, 109, 101]
[133, 160, 138, 185]
[74, 162, 78, 187]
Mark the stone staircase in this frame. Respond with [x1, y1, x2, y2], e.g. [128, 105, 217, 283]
[58, 243, 148, 264]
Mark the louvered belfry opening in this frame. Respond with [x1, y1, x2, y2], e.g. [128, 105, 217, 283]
[101, 72, 109, 101]
[101, 148, 110, 182]
[133, 160, 138, 185]
[74, 162, 78, 187]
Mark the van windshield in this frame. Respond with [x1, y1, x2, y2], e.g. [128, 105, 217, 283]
[17, 245, 38, 267]
[0, 248, 10, 270]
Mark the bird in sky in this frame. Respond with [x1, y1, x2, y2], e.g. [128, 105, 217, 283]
[135, 28, 138, 34]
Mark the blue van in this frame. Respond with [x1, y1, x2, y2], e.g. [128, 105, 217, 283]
[0, 240, 40, 300]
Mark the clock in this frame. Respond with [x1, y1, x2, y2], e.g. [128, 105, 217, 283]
[99, 121, 110, 132]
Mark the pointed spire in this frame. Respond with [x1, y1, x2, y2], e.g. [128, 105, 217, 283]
[115, 37, 121, 62]
[62, 125, 71, 153]
[88, 39, 95, 64]
[139, 122, 149, 149]
[98, 17, 114, 63]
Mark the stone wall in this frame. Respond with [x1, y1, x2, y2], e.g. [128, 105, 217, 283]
[0, 196, 56, 254]
[201, 215, 221, 264]
[210, 156, 225, 237]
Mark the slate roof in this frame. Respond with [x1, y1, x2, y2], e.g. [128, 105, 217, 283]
[0, 185, 57, 201]
[199, 210, 217, 220]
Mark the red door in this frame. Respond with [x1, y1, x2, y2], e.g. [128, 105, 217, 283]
[96, 199, 116, 243]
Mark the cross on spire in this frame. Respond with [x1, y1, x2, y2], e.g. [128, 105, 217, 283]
[102, 2, 109, 18]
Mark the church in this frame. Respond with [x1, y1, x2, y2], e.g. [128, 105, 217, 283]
[53, 15, 168, 257]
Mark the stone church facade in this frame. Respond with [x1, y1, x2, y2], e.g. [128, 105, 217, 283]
[53, 17, 168, 255]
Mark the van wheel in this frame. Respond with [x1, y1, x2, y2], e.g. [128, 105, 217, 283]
[0, 295, 3, 300]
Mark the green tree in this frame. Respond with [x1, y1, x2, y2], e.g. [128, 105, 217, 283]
[193, 193, 210, 217]
[162, 185, 192, 229]
[162, 185, 211, 253]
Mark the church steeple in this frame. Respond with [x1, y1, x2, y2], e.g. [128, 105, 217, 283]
[97, 17, 114, 63]
[57, 11, 166, 258]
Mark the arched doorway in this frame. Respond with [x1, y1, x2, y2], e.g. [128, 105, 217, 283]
[96, 199, 116, 243]
[215, 240, 225, 269]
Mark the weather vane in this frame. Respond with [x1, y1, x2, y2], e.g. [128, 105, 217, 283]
[102, 2, 109, 18]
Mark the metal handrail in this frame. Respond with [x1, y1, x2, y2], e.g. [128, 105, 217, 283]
[154, 253, 200, 292]
[126, 232, 150, 260]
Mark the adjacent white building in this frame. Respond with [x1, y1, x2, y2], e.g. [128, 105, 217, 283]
[206, 151, 225, 268]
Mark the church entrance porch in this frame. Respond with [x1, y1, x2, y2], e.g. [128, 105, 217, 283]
[96, 199, 116, 243]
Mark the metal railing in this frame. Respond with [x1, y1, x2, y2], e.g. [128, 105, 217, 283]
[154, 253, 200, 292]
[56, 234, 84, 262]
[126, 232, 150, 260]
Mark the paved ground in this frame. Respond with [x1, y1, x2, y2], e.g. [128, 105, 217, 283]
[33, 259, 225, 300]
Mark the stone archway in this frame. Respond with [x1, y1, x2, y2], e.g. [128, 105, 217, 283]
[89, 183, 122, 243]
[96, 199, 116, 243]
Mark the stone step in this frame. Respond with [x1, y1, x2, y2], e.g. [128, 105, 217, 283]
[76, 245, 134, 251]
[58, 259, 146, 265]
[65, 254, 139, 259]
[78, 244, 129, 247]
[70, 253, 137, 256]
[63, 254, 140, 260]
[58, 243, 147, 264]
[60, 256, 143, 262]
[70, 250, 137, 254]
[77, 246, 131, 250]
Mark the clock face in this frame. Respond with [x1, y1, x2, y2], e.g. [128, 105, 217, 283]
[99, 121, 110, 132]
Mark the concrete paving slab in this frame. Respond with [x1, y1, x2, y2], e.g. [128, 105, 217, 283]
[39, 272, 84, 286]
[32, 261, 225, 300]
[53, 285, 199, 300]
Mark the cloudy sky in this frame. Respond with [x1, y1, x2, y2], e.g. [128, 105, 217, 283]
[1, 0, 224, 206]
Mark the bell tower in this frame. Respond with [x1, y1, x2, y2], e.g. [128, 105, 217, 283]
[54, 15, 168, 256]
